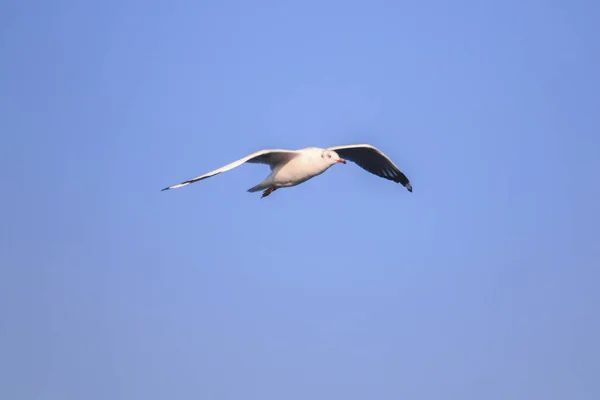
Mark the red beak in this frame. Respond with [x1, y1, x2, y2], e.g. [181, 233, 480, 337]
[336, 158, 347, 164]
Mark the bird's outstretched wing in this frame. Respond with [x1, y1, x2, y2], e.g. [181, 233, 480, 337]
[161, 149, 299, 191]
[328, 144, 412, 192]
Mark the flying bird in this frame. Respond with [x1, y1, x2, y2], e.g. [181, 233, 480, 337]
[161, 144, 412, 198]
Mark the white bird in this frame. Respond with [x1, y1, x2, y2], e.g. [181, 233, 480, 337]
[161, 144, 412, 198]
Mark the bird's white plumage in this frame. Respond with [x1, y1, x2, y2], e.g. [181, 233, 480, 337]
[161, 149, 299, 191]
[161, 144, 412, 196]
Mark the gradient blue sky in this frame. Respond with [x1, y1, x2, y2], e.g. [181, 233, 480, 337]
[1, 0, 599, 399]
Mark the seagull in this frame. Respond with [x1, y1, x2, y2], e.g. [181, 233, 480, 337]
[161, 144, 412, 198]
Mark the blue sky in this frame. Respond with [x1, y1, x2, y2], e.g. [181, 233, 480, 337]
[1, 0, 599, 399]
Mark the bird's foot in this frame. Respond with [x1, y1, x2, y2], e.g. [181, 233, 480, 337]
[261, 187, 276, 198]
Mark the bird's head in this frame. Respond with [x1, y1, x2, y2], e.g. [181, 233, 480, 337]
[321, 150, 346, 166]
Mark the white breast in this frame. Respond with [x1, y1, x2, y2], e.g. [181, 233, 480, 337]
[271, 150, 330, 187]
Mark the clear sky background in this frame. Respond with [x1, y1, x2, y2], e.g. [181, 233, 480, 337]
[1, 0, 599, 399]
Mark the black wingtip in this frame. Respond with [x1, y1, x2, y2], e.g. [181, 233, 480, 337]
[405, 183, 413, 192]
[161, 187, 170, 192]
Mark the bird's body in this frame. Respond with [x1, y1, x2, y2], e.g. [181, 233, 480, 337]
[247, 147, 334, 194]
[162, 144, 412, 198]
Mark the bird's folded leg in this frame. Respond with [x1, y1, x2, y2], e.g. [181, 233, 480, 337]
[261, 187, 276, 198]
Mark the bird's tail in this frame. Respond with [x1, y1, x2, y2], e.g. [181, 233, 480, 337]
[247, 182, 269, 193]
